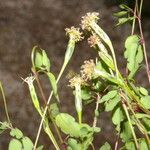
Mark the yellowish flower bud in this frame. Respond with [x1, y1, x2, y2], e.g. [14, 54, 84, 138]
[65, 26, 83, 42]
[69, 74, 84, 88]
[81, 59, 95, 81]
[88, 34, 101, 47]
[81, 12, 99, 31]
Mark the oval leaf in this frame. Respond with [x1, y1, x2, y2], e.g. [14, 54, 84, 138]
[10, 128, 23, 139]
[47, 72, 59, 102]
[22, 137, 33, 150]
[42, 50, 50, 72]
[35, 52, 43, 69]
[55, 113, 81, 138]
[8, 139, 22, 150]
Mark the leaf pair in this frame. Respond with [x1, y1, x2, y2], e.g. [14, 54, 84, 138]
[114, 4, 134, 26]
[34, 47, 50, 72]
[9, 128, 43, 150]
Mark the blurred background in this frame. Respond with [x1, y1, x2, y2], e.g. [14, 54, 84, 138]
[0, 0, 150, 149]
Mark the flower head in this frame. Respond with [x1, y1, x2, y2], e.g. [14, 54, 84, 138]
[88, 34, 101, 47]
[81, 12, 99, 31]
[65, 26, 83, 42]
[69, 74, 84, 88]
[80, 59, 95, 81]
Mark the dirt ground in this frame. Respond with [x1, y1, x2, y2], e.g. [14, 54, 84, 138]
[0, 0, 150, 149]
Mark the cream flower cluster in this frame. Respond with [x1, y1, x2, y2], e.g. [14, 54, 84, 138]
[65, 26, 83, 42]
[81, 12, 99, 31]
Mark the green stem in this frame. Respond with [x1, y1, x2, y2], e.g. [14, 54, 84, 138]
[122, 102, 139, 150]
[139, 0, 143, 17]
[43, 120, 60, 150]
[50, 116, 64, 144]
[131, 1, 137, 35]
[93, 95, 99, 127]
[90, 143, 96, 150]
[32, 68, 64, 145]
[120, 92, 150, 145]
[78, 111, 82, 124]
[137, 0, 150, 84]
[33, 92, 56, 150]
[33, 39, 76, 150]
[0, 82, 12, 128]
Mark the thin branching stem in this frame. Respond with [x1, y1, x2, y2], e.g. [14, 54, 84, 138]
[93, 94, 100, 127]
[131, 1, 137, 35]
[114, 133, 120, 150]
[136, 0, 150, 84]
[32, 68, 47, 104]
[122, 102, 139, 149]
[32, 68, 64, 146]
[33, 92, 55, 150]
[0, 82, 12, 128]
[90, 143, 96, 150]
[33, 58, 70, 149]
[120, 91, 150, 145]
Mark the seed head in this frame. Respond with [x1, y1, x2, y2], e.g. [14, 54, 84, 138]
[65, 26, 83, 42]
[69, 74, 84, 88]
[81, 12, 99, 31]
[88, 34, 101, 47]
[81, 59, 95, 81]
[66, 70, 77, 79]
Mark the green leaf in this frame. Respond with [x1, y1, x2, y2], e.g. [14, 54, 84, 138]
[124, 35, 143, 79]
[99, 90, 118, 103]
[120, 121, 132, 142]
[140, 96, 150, 109]
[49, 103, 60, 119]
[119, 4, 130, 10]
[93, 127, 101, 133]
[0, 121, 9, 129]
[141, 118, 150, 133]
[99, 142, 111, 150]
[55, 113, 81, 138]
[22, 137, 33, 150]
[36, 145, 44, 150]
[67, 138, 82, 150]
[10, 128, 23, 139]
[81, 88, 91, 100]
[114, 11, 128, 17]
[139, 138, 150, 149]
[136, 45, 143, 65]
[116, 18, 129, 26]
[0, 121, 9, 134]
[47, 72, 59, 102]
[98, 52, 115, 71]
[35, 52, 43, 69]
[28, 83, 42, 116]
[105, 95, 120, 112]
[112, 105, 125, 126]
[8, 139, 22, 150]
[55, 113, 95, 138]
[124, 141, 136, 150]
[80, 124, 100, 138]
[134, 113, 150, 119]
[139, 87, 148, 96]
[42, 50, 50, 72]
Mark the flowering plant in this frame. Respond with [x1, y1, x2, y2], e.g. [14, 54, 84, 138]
[1, 1, 150, 150]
